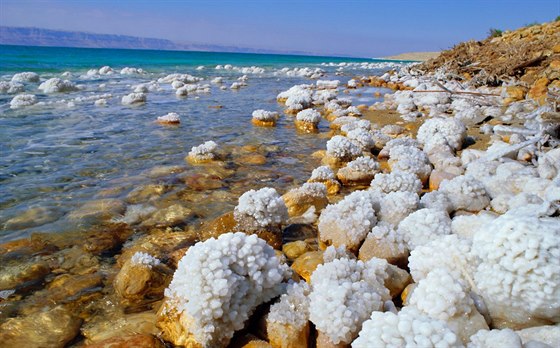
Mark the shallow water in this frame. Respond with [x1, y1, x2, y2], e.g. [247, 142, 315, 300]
[0, 45, 405, 242]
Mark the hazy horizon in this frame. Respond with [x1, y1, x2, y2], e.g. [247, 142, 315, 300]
[1, 0, 559, 57]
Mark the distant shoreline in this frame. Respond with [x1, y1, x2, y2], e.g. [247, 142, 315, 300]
[381, 52, 440, 62]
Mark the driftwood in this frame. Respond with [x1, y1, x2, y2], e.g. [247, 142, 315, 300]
[507, 55, 547, 75]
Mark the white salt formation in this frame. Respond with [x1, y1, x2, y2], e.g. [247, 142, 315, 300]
[370, 170, 423, 194]
[10, 94, 37, 109]
[159, 232, 291, 347]
[326, 135, 362, 162]
[187, 140, 219, 163]
[234, 187, 288, 232]
[417, 117, 467, 151]
[0, 81, 24, 94]
[377, 191, 419, 226]
[11, 72, 40, 83]
[337, 156, 380, 185]
[296, 108, 321, 124]
[121, 92, 147, 105]
[156, 112, 180, 124]
[38, 78, 78, 93]
[467, 329, 523, 348]
[130, 251, 161, 269]
[397, 208, 452, 250]
[345, 129, 376, 151]
[252, 109, 279, 121]
[439, 175, 490, 212]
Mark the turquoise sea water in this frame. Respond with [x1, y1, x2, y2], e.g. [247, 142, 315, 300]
[0, 44, 404, 242]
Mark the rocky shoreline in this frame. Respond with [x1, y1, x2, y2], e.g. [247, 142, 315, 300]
[1, 21, 560, 348]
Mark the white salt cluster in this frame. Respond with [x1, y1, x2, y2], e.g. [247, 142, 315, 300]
[367, 221, 407, 255]
[317, 190, 377, 250]
[370, 171, 422, 194]
[120, 67, 144, 75]
[121, 92, 147, 105]
[158, 73, 202, 84]
[345, 156, 380, 174]
[292, 182, 327, 198]
[377, 191, 419, 226]
[296, 109, 321, 124]
[11, 72, 40, 83]
[188, 140, 218, 162]
[353, 306, 461, 348]
[346, 129, 376, 151]
[439, 175, 490, 212]
[276, 67, 325, 79]
[408, 234, 475, 283]
[417, 117, 467, 151]
[316, 79, 340, 89]
[234, 187, 288, 232]
[472, 212, 560, 325]
[388, 145, 432, 182]
[312, 89, 337, 105]
[419, 190, 453, 213]
[267, 281, 310, 328]
[309, 256, 389, 344]
[277, 85, 313, 111]
[397, 208, 452, 250]
[378, 137, 421, 158]
[252, 109, 279, 121]
[130, 251, 161, 269]
[157, 112, 180, 124]
[467, 329, 522, 348]
[340, 119, 371, 134]
[10, 94, 37, 109]
[309, 166, 336, 181]
[409, 268, 473, 321]
[163, 232, 291, 347]
[326, 135, 362, 162]
[38, 78, 79, 93]
[0, 81, 24, 94]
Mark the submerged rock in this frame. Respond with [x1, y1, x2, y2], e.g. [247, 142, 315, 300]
[3, 206, 62, 231]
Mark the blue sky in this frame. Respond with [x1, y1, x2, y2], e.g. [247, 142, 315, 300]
[1, 0, 559, 57]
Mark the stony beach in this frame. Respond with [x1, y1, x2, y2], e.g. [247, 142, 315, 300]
[1, 20, 559, 348]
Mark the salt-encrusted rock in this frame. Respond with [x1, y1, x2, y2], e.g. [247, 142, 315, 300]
[472, 212, 560, 329]
[291, 251, 323, 283]
[419, 190, 453, 213]
[0, 306, 82, 347]
[307, 166, 341, 195]
[316, 80, 340, 89]
[370, 171, 422, 194]
[317, 190, 377, 252]
[358, 222, 407, 266]
[282, 183, 328, 217]
[295, 108, 321, 132]
[397, 208, 452, 250]
[417, 117, 467, 151]
[120, 67, 144, 75]
[409, 268, 489, 344]
[345, 129, 375, 152]
[186, 141, 219, 164]
[266, 281, 310, 348]
[122, 92, 147, 105]
[353, 306, 461, 348]
[325, 135, 362, 163]
[537, 148, 560, 180]
[340, 119, 371, 134]
[388, 145, 432, 183]
[38, 78, 78, 93]
[429, 169, 458, 191]
[451, 212, 497, 239]
[158, 232, 291, 347]
[98, 66, 114, 75]
[113, 252, 172, 307]
[439, 175, 490, 212]
[252, 109, 279, 127]
[11, 72, 40, 83]
[380, 124, 405, 138]
[234, 187, 289, 234]
[468, 329, 523, 348]
[336, 156, 380, 186]
[516, 325, 560, 347]
[377, 191, 419, 226]
[309, 255, 389, 345]
[156, 112, 180, 125]
[378, 137, 421, 159]
[0, 81, 24, 94]
[9, 94, 37, 109]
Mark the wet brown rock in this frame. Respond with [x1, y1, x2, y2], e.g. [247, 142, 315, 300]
[252, 119, 276, 127]
[144, 165, 185, 178]
[46, 246, 99, 275]
[528, 77, 550, 105]
[238, 154, 267, 165]
[267, 321, 310, 348]
[282, 187, 328, 218]
[141, 204, 194, 227]
[3, 206, 62, 230]
[384, 264, 412, 299]
[282, 224, 317, 244]
[67, 198, 126, 225]
[85, 334, 164, 348]
[295, 120, 319, 133]
[291, 251, 323, 282]
[0, 305, 82, 347]
[157, 305, 203, 348]
[81, 223, 133, 256]
[282, 240, 312, 261]
[83, 311, 160, 344]
[0, 259, 50, 290]
[126, 184, 168, 204]
[198, 211, 237, 241]
[184, 173, 225, 191]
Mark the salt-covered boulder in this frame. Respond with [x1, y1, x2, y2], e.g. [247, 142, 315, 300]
[158, 232, 291, 347]
[156, 112, 180, 125]
[439, 175, 490, 212]
[345, 129, 376, 151]
[419, 190, 453, 213]
[369, 171, 422, 194]
[468, 329, 523, 348]
[317, 190, 377, 252]
[9, 94, 37, 109]
[378, 137, 421, 159]
[358, 222, 408, 266]
[282, 183, 328, 217]
[397, 208, 452, 250]
[234, 187, 288, 234]
[307, 166, 341, 195]
[121, 92, 147, 105]
[387, 145, 432, 183]
[377, 191, 419, 226]
[11, 72, 40, 83]
[252, 109, 279, 127]
[120, 67, 144, 75]
[340, 119, 371, 134]
[295, 109, 321, 132]
[0, 81, 24, 94]
[38, 78, 78, 93]
[473, 212, 560, 329]
[325, 135, 362, 164]
[417, 117, 467, 151]
[186, 141, 219, 164]
[309, 255, 389, 345]
[336, 156, 380, 186]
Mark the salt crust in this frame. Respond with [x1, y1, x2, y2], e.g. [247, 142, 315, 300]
[309, 256, 389, 344]
[0, 81, 24, 94]
[38, 78, 78, 93]
[340, 119, 371, 134]
[379, 137, 420, 157]
[121, 92, 147, 105]
[316, 79, 340, 89]
[326, 135, 362, 161]
[287, 182, 327, 199]
[439, 175, 490, 212]
[164, 232, 291, 347]
[318, 190, 377, 250]
[467, 329, 522, 348]
[11, 72, 40, 83]
[130, 251, 161, 269]
[234, 187, 288, 232]
[473, 212, 560, 323]
[368, 221, 407, 254]
[388, 145, 432, 180]
[252, 109, 279, 121]
[378, 191, 419, 226]
[10, 94, 37, 109]
[398, 208, 452, 250]
[353, 306, 461, 348]
[345, 156, 380, 173]
[309, 166, 336, 181]
[370, 171, 422, 194]
[267, 281, 310, 328]
[188, 141, 218, 162]
[409, 268, 473, 321]
[417, 117, 466, 151]
[419, 190, 453, 213]
[296, 109, 321, 124]
[450, 213, 497, 239]
[346, 129, 375, 151]
[157, 112, 180, 123]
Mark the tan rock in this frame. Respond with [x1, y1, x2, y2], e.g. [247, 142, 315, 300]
[336, 167, 376, 186]
[0, 259, 50, 290]
[291, 251, 323, 282]
[183, 173, 224, 190]
[384, 264, 412, 298]
[527, 77, 550, 105]
[157, 304, 203, 348]
[282, 186, 328, 217]
[295, 120, 318, 133]
[268, 321, 310, 348]
[67, 198, 126, 225]
[252, 119, 276, 127]
[3, 206, 62, 230]
[506, 85, 527, 101]
[238, 154, 267, 165]
[85, 334, 164, 348]
[553, 44, 560, 54]
[316, 330, 349, 348]
[0, 306, 82, 347]
[429, 170, 458, 191]
[282, 240, 311, 260]
[126, 184, 168, 204]
[448, 310, 490, 346]
[358, 234, 408, 267]
[198, 211, 237, 241]
[141, 204, 194, 227]
[83, 312, 160, 345]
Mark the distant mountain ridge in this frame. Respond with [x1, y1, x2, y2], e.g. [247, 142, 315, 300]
[0, 26, 314, 56]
